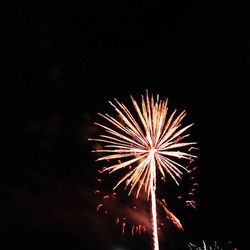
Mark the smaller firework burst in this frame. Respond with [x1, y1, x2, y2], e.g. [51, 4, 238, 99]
[188, 240, 238, 250]
[188, 241, 222, 250]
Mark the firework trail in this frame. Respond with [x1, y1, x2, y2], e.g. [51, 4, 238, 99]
[89, 91, 197, 250]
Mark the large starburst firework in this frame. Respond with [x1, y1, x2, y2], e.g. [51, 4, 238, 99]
[89, 91, 198, 250]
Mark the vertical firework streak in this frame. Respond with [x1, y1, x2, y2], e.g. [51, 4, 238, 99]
[150, 154, 159, 250]
[89, 92, 197, 250]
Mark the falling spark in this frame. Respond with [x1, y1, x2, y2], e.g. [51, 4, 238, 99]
[160, 200, 183, 231]
[89, 92, 197, 250]
[186, 200, 197, 209]
[122, 222, 126, 234]
[97, 203, 103, 212]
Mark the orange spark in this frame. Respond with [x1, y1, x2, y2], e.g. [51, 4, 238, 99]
[96, 203, 103, 212]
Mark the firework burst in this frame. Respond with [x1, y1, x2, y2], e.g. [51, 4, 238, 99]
[89, 91, 198, 250]
[188, 241, 223, 250]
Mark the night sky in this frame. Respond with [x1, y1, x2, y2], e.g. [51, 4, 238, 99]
[1, 1, 248, 249]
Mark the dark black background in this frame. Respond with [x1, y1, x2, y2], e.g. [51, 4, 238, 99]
[1, 1, 248, 249]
